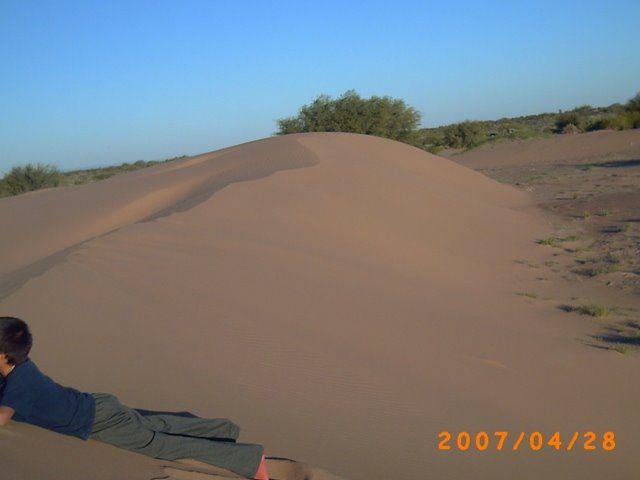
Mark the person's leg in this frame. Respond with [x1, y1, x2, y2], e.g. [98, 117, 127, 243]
[137, 413, 240, 441]
[91, 393, 263, 478]
[91, 393, 155, 450]
[143, 431, 263, 479]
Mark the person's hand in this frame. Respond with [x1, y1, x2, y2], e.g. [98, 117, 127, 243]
[0, 405, 15, 426]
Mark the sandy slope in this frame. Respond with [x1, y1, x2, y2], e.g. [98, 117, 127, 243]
[1, 133, 638, 480]
[446, 129, 640, 302]
[443, 128, 640, 169]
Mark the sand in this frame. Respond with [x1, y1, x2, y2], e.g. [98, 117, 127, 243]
[1, 132, 638, 479]
[441, 128, 640, 169]
[445, 129, 640, 300]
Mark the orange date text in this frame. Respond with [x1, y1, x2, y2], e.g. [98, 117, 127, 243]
[437, 431, 616, 452]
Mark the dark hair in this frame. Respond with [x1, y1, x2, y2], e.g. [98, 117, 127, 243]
[0, 317, 33, 365]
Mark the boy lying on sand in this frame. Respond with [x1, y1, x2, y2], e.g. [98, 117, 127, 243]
[0, 316, 270, 480]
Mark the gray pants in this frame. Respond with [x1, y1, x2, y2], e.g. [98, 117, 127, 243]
[90, 393, 263, 478]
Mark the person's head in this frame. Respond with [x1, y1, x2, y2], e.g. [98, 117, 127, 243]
[0, 317, 32, 366]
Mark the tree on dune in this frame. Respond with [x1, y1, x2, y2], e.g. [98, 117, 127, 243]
[276, 90, 422, 145]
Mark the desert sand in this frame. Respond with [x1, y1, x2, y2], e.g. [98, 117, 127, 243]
[1, 132, 638, 479]
[445, 129, 640, 301]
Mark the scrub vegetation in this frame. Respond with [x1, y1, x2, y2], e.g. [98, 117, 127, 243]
[0, 157, 186, 198]
[0, 163, 62, 196]
[277, 89, 640, 152]
[562, 303, 620, 318]
[276, 90, 422, 145]
[420, 90, 640, 151]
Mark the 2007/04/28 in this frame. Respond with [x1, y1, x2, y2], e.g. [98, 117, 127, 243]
[438, 431, 616, 452]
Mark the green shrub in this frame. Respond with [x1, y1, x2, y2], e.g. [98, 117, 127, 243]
[276, 90, 422, 144]
[586, 117, 610, 131]
[0, 163, 61, 196]
[442, 121, 487, 149]
[610, 112, 638, 130]
[626, 90, 640, 112]
[537, 235, 579, 246]
[589, 111, 640, 131]
[555, 112, 584, 133]
[577, 303, 613, 317]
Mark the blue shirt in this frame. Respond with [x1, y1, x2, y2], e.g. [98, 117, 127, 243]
[0, 359, 95, 439]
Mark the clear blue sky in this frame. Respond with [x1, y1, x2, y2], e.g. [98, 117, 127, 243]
[1, 1, 639, 173]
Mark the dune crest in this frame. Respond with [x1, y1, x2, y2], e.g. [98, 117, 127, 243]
[0, 135, 317, 298]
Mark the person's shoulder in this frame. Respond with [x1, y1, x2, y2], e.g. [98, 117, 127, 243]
[14, 358, 37, 371]
[10, 359, 42, 382]
[2, 358, 50, 404]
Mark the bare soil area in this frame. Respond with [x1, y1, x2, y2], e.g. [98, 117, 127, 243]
[445, 129, 640, 352]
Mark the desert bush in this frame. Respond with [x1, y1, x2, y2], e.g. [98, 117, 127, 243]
[626, 90, 640, 112]
[562, 303, 615, 317]
[610, 112, 640, 130]
[587, 111, 640, 131]
[276, 90, 422, 144]
[555, 112, 584, 133]
[573, 104, 595, 114]
[585, 93, 640, 131]
[0, 163, 61, 196]
[586, 118, 610, 131]
[577, 303, 614, 317]
[442, 121, 487, 148]
[418, 129, 444, 152]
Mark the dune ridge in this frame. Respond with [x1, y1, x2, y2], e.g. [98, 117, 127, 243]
[1, 133, 638, 479]
[0, 136, 317, 299]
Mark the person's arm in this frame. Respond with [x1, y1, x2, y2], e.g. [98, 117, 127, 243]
[0, 405, 15, 426]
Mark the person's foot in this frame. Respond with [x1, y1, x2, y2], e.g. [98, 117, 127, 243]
[254, 454, 269, 480]
[265, 457, 312, 480]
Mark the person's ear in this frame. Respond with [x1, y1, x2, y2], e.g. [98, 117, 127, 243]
[0, 353, 7, 364]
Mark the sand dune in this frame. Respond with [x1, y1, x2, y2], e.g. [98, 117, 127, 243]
[1, 133, 638, 479]
[0, 137, 316, 298]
